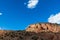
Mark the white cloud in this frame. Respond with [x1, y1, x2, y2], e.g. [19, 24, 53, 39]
[26, 0, 39, 9]
[48, 12, 60, 24]
[0, 13, 2, 15]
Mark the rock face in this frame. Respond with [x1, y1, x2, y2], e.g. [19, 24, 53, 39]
[26, 23, 60, 33]
[0, 23, 60, 40]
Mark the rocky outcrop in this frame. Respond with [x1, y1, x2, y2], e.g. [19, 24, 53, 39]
[26, 23, 60, 33]
[0, 23, 60, 40]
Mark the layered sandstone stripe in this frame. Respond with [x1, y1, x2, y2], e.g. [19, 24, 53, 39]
[26, 23, 60, 33]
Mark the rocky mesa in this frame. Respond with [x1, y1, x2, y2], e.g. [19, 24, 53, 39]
[26, 23, 60, 33]
[0, 23, 60, 40]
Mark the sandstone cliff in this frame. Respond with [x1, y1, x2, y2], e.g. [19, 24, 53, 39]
[26, 23, 60, 33]
[0, 23, 60, 40]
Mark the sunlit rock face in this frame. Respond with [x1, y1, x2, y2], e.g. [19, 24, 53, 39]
[26, 23, 60, 33]
[0, 30, 6, 36]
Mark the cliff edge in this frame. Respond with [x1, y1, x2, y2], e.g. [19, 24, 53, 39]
[26, 23, 60, 33]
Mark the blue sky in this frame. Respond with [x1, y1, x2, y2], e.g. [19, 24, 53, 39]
[0, 0, 60, 30]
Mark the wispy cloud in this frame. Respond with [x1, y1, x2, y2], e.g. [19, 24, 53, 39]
[48, 12, 60, 24]
[0, 13, 2, 15]
[26, 0, 39, 9]
[0, 27, 2, 30]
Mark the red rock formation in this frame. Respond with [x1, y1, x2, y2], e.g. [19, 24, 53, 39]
[26, 23, 60, 33]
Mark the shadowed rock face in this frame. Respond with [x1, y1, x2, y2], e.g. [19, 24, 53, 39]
[26, 23, 60, 33]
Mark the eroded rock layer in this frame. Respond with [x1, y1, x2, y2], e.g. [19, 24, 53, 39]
[26, 23, 60, 33]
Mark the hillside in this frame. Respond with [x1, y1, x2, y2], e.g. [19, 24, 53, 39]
[0, 23, 60, 40]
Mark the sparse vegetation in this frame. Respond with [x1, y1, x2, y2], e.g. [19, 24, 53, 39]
[0, 30, 59, 40]
[0, 23, 60, 40]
